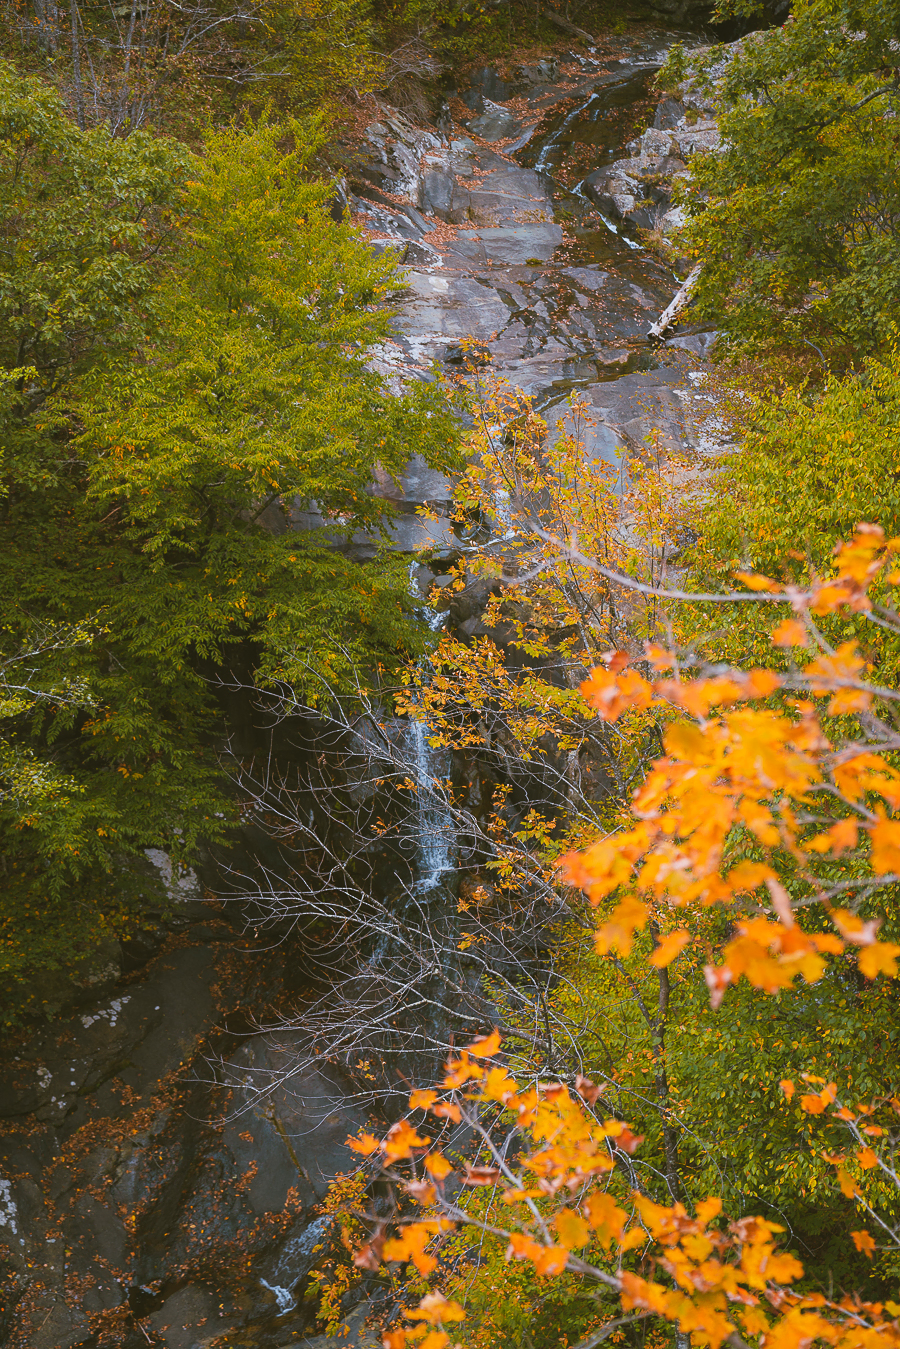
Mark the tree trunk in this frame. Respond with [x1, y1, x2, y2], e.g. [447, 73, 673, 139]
[70, 0, 86, 129]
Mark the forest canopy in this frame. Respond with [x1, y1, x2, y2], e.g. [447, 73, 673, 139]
[0, 66, 458, 1011]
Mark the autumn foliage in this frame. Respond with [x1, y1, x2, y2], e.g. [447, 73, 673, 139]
[347, 523, 900, 1348]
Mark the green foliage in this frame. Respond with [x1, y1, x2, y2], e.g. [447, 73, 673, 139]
[256, 0, 385, 109]
[0, 69, 458, 1012]
[674, 0, 900, 364]
[684, 345, 900, 676]
[0, 62, 189, 409]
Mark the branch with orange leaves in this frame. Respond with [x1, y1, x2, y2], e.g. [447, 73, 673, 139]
[779, 1075, 900, 1260]
[526, 517, 900, 619]
[559, 524, 900, 1010]
[346, 1032, 900, 1349]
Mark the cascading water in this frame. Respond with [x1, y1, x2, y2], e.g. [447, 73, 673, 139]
[404, 713, 454, 895]
[259, 1215, 334, 1316]
[405, 560, 454, 896]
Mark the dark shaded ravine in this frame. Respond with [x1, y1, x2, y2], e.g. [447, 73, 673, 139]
[0, 31, 721, 1349]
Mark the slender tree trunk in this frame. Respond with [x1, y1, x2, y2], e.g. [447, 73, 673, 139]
[33, 0, 59, 54]
[648, 921, 685, 1205]
[117, 0, 139, 131]
[70, 0, 86, 128]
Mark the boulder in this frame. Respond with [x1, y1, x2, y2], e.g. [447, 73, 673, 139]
[469, 100, 519, 142]
[446, 223, 563, 266]
[647, 0, 712, 20]
[654, 97, 686, 130]
[460, 66, 519, 110]
[517, 58, 559, 85]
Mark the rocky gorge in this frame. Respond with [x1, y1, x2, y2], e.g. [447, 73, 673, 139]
[0, 27, 732, 1349]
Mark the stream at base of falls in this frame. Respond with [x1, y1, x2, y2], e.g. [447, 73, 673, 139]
[0, 27, 724, 1349]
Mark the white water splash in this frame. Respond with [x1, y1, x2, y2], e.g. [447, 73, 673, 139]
[260, 1215, 334, 1315]
[260, 1278, 295, 1314]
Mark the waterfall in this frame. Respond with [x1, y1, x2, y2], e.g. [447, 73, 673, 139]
[405, 713, 453, 895]
[405, 560, 453, 894]
[260, 1215, 334, 1315]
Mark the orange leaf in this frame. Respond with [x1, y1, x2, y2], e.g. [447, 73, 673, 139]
[584, 1191, 627, 1247]
[857, 1147, 879, 1170]
[383, 1224, 440, 1275]
[462, 1165, 500, 1186]
[424, 1152, 453, 1180]
[432, 1101, 463, 1123]
[480, 1066, 518, 1103]
[614, 1126, 645, 1155]
[418, 1332, 450, 1349]
[704, 962, 734, 1009]
[595, 896, 649, 957]
[830, 908, 881, 946]
[734, 570, 781, 592]
[409, 1090, 438, 1111]
[649, 929, 691, 968]
[443, 1052, 484, 1088]
[771, 618, 808, 647]
[406, 1294, 466, 1325]
[347, 1132, 381, 1156]
[555, 1208, 591, 1250]
[837, 1167, 859, 1198]
[695, 1196, 722, 1225]
[581, 666, 654, 721]
[869, 819, 900, 875]
[531, 1244, 569, 1275]
[851, 1229, 876, 1258]
[780, 1079, 795, 1102]
[466, 1029, 501, 1058]
[406, 1179, 436, 1205]
[384, 1120, 430, 1161]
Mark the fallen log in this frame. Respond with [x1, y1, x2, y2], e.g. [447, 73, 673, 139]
[542, 7, 596, 43]
[648, 263, 702, 340]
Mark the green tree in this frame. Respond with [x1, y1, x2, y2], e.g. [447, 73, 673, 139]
[675, 0, 900, 365]
[0, 71, 458, 1014]
[682, 346, 900, 680]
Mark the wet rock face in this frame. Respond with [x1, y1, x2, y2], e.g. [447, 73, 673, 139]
[0, 919, 369, 1348]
